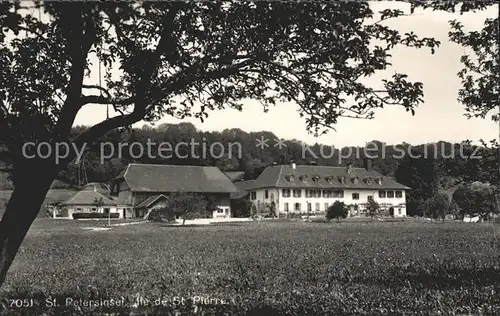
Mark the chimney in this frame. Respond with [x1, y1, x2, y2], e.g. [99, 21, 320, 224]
[363, 158, 372, 171]
[346, 163, 352, 174]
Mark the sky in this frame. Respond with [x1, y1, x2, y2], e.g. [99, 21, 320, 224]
[74, 2, 499, 147]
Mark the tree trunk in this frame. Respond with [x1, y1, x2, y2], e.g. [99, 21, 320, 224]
[0, 177, 52, 288]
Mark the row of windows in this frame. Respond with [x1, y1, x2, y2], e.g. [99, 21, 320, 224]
[284, 202, 325, 212]
[284, 175, 383, 185]
[282, 202, 402, 214]
[251, 189, 403, 200]
[282, 189, 344, 198]
[379, 190, 403, 198]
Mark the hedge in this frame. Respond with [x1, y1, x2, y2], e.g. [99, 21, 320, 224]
[72, 212, 120, 219]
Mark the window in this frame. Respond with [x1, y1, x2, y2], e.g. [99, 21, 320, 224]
[352, 193, 359, 200]
[387, 191, 395, 198]
[284, 203, 289, 211]
[395, 191, 403, 198]
[314, 190, 321, 198]
[225, 208, 229, 214]
[305, 189, 313, 198]
[217, 208, 224, 213]
[379, 191, 386, 198]
[333, 190, 344, 198]
[251, 192, 257, 200]
[91, 207, 97, 212]
[307, 203, 312, 212]
[294, 203, 301, 211]
[324, 203, 329, 210]
[265, 190, 269, 199]
[367, 196, 374, 202]
[282, 189, 291, 197]
[315, 203, 320, 212]
[398, 208, 402, 215]
[293, 189, 302, 197]
[322, 190, 331, 198]
[76, 208, 83, 212]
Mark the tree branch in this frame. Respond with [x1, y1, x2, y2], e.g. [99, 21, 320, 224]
[52, 4, 97, 140]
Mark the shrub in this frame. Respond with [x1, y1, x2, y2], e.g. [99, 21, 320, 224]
[148, 207, 176, 222]
[72, 212, 120, 219]
[366, 200, 380, 218]
[230, 199, 252, 217]
[326, 201, 348, 221]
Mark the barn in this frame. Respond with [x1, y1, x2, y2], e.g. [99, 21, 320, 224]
[111, 164, 238, 219]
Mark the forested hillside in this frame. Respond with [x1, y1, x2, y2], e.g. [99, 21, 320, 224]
[1, 122, 497, 186]
[1, 122, 498, 216]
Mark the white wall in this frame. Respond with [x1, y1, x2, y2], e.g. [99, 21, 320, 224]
[59, 205, 121, 219]
[213, 206, 231, 218]
[249, 188, 407, 217]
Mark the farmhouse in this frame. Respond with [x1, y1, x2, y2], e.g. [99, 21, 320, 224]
[57, 189, 119, 219]
[247, 159, 410, 217]
[111, 164, 238, 219]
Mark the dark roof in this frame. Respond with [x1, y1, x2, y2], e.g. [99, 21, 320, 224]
[135, 194, 167, 208]
[61, 190, 117, 206]
[120, 164, 238, 193]
[231, 180, 255, 199]
[249, 165, 410, 190]
[224, 171, 245, 182]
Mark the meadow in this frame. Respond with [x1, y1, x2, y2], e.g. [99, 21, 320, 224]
[1, 219, 500, 315]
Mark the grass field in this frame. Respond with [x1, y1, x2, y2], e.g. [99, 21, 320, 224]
[1, 219, 500, 315]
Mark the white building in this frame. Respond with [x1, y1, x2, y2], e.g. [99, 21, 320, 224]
[246, 160, 410, 217]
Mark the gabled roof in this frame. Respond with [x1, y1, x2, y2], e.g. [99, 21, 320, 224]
[231, 180, 255, 199]
[61, 190, 117, 206]
[119, 164, 238, 193]
[135, 194, 167, 209]
[249, 165, 410, 190]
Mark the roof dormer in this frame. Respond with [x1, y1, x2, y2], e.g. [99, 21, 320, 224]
[284, 173, 295, 182]
[375, 177, 383, 185]
[312, 175, 320, 182]
[364, 177, 372, 185]
[338, 176, 346, 184]
[351, 177, 359, 184]
[299, 175, 308, 182]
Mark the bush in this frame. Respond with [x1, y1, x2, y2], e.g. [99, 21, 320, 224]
[72, 212, 120, 219]
[148, 207, 176, 222]
[230, 199, 252, 217]
[326, 201, 348, 221]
